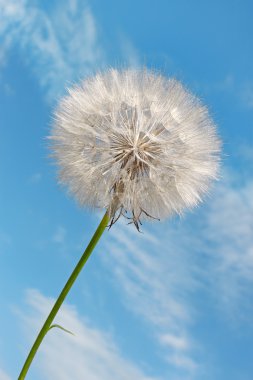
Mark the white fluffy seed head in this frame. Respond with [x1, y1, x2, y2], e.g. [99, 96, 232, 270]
[50, 68, 221, 229]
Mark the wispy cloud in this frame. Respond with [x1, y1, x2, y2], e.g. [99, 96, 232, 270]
[102, 218, 199, 375]
[0, 0, 105, 101]
[201, 73, 253, 110]
[202, 172, 253, 317]
[0, 368, 11, 380]
[0, 0, 141, 102]
[240, 83, 253, 109]
[100, 164, 253, 376]
[28, 172, 42, 184]
[52, 226, 66, 244]
[19, 289, 159, 380]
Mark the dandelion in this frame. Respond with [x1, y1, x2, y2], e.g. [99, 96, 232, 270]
[51, 68, 220, 230]
[18, 68, 221, 379]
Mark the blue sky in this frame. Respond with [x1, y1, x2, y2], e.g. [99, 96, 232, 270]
[0, 1, 253, 379]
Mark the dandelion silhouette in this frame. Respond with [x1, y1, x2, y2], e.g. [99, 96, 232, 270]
[18, 68, 221, 379]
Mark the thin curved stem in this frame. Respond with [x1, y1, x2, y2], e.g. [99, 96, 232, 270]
[18, 211, 109, 380]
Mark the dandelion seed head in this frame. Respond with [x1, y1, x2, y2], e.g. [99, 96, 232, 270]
[50, 68, 221, 229]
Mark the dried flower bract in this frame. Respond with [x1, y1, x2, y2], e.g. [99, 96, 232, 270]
[50, 68, 221, 229]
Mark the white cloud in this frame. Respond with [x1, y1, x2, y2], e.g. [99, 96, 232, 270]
[0, 0, 139, 100]
[0, 368, 11, 380]
[212, 74, 235, 93]
[201, 173, 253, 316]
[102, 218, 199, 374]
[240, 83, 253, 109]
[52, 226, 66, 244]
[0, 0, 105, 101]
[19, 289, 159, 380]
[100, 165, 253, 375]
[28, 172, 42, 184]
[160, 334, 189, 351]
[202, 74, 253, 109]
[167, 354, 197, 373]
[0, 0, 142, 102]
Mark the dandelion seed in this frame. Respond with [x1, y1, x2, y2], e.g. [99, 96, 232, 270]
[50, 68, 221, 230]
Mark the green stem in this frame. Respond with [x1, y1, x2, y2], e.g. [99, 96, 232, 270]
[18, 211, 109, 380]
